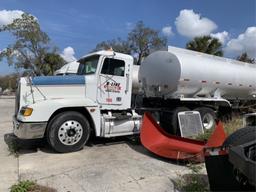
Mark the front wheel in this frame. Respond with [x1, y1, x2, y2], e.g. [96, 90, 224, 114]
[46, 111, 91, 153]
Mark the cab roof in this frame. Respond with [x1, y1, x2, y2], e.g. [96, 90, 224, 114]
[80, 50, 133, 61]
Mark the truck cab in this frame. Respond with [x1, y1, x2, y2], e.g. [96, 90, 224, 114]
[77, 50, 134, 110]
[13, 50, 141, 153]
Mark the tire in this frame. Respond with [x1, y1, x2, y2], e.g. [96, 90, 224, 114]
[223, 126, 256, 187]
[194, 107, 216, 130]
[46, 111, 91, 153]
[160, 107, 189, 135]
[223, 126, 256, 146]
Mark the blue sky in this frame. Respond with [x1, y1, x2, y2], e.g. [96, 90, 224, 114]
[0, 0, 255, 74]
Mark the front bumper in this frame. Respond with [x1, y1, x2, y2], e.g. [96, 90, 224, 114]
[13, 116, 47, 139]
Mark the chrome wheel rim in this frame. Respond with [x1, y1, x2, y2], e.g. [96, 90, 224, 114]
[58, 120, 83, 145]
[203, 113, 214, 130]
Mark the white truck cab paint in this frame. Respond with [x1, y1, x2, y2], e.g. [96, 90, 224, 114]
[77, 51, 134, 110]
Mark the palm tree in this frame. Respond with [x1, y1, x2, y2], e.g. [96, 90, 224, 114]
[186, 36, 223, 56]
[236, 52, 255, 64]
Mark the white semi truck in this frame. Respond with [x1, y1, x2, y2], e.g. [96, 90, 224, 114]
[13, 46, 256, 152]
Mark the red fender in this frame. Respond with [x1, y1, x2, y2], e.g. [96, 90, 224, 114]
[140, 112, 227, 161]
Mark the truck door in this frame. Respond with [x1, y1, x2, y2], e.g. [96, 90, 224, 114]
[97, 57, 128, 107]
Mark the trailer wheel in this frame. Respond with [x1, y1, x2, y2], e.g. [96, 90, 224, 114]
[46, 111, 90, 153]
[223, 126, 256, 146]
[194, 107, 216, 130]
[160, 107, 189, 135]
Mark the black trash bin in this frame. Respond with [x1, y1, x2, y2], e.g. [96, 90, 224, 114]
[204, 147, 242, 191]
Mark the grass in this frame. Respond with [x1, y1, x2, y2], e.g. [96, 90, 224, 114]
[195, 129, 213, 141]
[196, 115, 243, 141]
[223, 115, 243, 135]
[10, 180, 56, 192]
[174, 163, 209, 192]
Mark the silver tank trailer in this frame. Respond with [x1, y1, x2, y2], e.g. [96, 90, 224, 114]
[137, 46, 256, 100]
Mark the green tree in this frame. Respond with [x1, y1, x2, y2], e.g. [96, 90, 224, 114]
[42, 53, 66, 75]
[94, 21, 167, 65]
[236, 52, 255, 64]
[0, 13, 63, 75]
[128, 21, 167, 65]
[94, 38, 131, 54]
[0, 73, 18, 91]
[186, 36, 223, 56]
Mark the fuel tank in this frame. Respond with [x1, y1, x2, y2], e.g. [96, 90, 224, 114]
[138, 46, 256, 100]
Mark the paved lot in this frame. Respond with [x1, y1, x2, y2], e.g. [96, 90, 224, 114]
[0, 98, 189, 192]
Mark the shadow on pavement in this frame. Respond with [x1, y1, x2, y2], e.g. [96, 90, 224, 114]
[4, 133, 50, 154]
[4, 132, 187, 166]
[126, 138, 188, 166]
[3, 133, 140, 155]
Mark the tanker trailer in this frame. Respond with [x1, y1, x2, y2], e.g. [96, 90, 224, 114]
[138, 46, 256, 132]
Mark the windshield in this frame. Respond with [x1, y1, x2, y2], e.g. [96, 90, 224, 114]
[77, 55, 99, 75]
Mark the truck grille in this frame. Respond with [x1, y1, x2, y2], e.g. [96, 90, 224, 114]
[178, 111, 204, 137]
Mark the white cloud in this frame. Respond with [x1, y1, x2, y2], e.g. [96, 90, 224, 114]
[162, 26, 174, 37]
[0, 10, 24, 26]
[125, 22, 134, 30]
[175, 9, 217, 38]
[61, 46, 76, 62]
[210, 31, 229, 44]
[225, 27, 256, 58]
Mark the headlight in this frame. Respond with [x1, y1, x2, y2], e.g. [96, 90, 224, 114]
[20, 107, 33, 116]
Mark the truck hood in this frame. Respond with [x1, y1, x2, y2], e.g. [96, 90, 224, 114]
[19, 75, 86, 107]
[32, 75, 85, 85]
